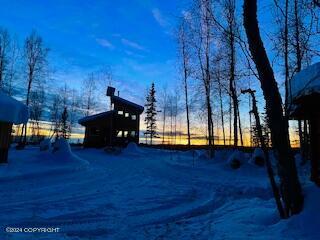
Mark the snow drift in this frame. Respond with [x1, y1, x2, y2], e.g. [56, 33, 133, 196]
[40, 138, 52, 151]
[227, 150, 245, 169]
[122, 142, 143, 156]
[249, 148, 265, 166]
[52, 138, 89, 166]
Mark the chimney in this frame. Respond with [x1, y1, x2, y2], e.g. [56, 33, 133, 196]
[106, 86, 115, 97]
[117, 91, 119, 97]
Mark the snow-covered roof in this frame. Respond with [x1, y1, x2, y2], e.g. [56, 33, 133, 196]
[78, 110, 115, 125]
[112, 96, 144, 113]
[0, 92, 28, 124]
[289, 62, 320, 103]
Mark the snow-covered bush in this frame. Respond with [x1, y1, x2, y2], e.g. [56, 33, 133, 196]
[52, 138, 89, 166]
[227, 150, 244, 169]
[53, 138, 72, 154]
[39, 138, 52, 151]
[249, 148, 265, 167]
[122, 142, 143, 155]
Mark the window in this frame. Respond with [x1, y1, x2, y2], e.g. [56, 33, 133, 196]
[125, 112, 129, 118]
[118, 110, 123, 115]
[131, 115, 137, 120]
[111, 103, 114, 110]
[124, 131, 128, 137]
[130, 131, 136, 137]
[117, 131, 123, 137]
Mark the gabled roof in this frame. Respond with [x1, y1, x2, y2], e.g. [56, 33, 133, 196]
[78, 110, 115, 125]
[112, 96, 144, 113]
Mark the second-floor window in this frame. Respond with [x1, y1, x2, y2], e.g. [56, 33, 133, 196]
[125, 113, 129, 117]
[131, 115, 136, 120]
[117, 131, 123, 137]
[118, 110, 123, 115]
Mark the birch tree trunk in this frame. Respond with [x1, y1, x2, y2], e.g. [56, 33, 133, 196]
[243, 0, 303, 216]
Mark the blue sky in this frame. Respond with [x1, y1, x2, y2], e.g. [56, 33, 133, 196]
[0, 0, 190, 104]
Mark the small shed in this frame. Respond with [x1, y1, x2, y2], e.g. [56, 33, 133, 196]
[0, 92, 28, 163]
[288, 63, 320, 185]
[78, 87, 144, 148]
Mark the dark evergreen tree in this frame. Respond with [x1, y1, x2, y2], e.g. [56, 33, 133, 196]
[251, 109, 271, 148]
[144, 83, 158, 144]
[61, 106, 70, 139]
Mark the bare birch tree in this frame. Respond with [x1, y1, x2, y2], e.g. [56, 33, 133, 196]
[243, 0, 303, 217]
[19, 31, 49, 147]
[178, 18, 192, 147]
[82, 73, 97, 117]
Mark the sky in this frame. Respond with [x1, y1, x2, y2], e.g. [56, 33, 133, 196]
[0, 0, 190, 106]
[0, 0, 305, 146]
[0, 0, 281, 107]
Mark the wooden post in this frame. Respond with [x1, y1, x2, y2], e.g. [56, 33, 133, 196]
[0, 122, 13, 164]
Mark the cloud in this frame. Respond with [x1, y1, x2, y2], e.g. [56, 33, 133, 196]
[121, 38, 145, 51]
[152, 8, 169, 28]
[96, 38, 114, 49]
[124, 50, 145, 59]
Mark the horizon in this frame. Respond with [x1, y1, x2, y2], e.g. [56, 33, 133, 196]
[0, 0, 311, 147]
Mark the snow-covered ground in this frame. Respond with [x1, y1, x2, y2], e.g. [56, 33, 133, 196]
[0, 144, 319, 239]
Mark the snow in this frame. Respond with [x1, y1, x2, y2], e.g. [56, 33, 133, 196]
[122, 142, 144, 156]
[0, 146, 318, 239]
[227, 150, 245, 169]
[249, 148, 265, 166]
[289, 62, 320, 102]
[0, 91, 28, 124]
[40, 138, 52, 151]
[52, 138, 89, 166]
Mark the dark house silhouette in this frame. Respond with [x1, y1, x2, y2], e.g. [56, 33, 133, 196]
[79, 87, 144, 147]
[288, 63, 320, 185]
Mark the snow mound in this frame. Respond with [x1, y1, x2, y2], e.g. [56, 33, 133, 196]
[52, 138, 89, 166]
[249, 148, 265, 166]
[227, 150, 244, 169]
[285, 184, 320, 239]
[39, 138, 52, 151]
[0, 91, 28, 124]
[122, 142, 143, 155]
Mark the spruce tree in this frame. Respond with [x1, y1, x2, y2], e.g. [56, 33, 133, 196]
[61, 106, 71, 139]
[144, 83, 158, 144]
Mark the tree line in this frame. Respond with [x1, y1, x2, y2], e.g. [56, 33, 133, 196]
[168, 0, 320, 218]
[0, 28, 114, 144]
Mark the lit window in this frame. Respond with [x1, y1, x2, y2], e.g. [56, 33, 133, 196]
[131, 115, 137, 120]
[130, 131, 136, 137]
[124, 131, 128, 137]
[117, 131, 123, 137]
[125, 112, 129, 117]
[118, 110, 123, 115]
